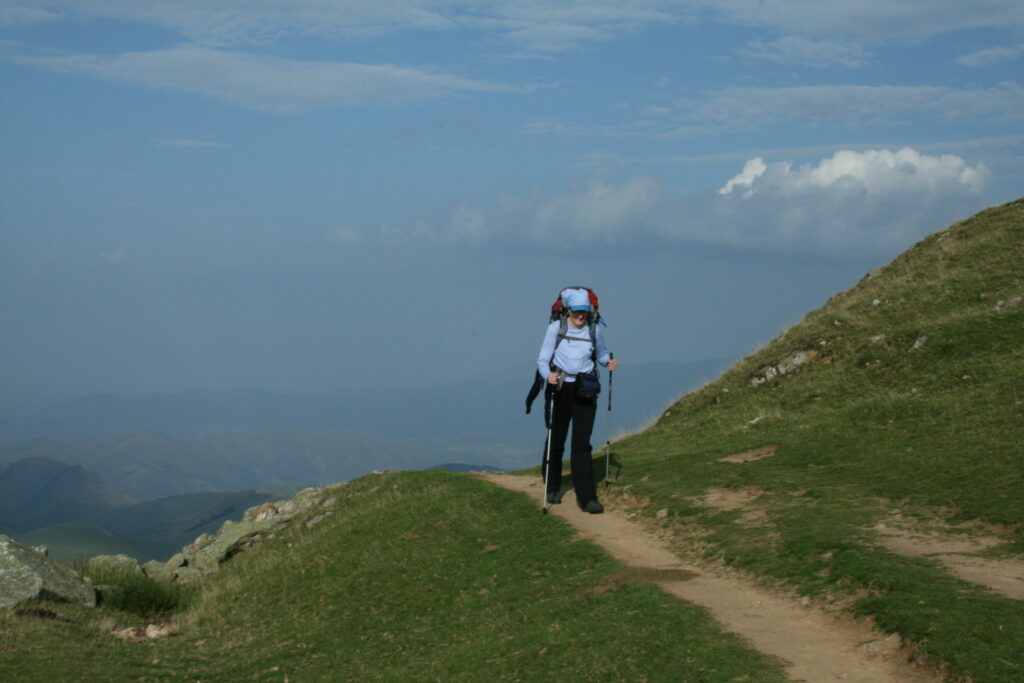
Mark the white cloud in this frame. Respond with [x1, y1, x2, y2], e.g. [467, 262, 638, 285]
[711, 148, 990, 252]
[739, 36, 869, 68]
[13, 44, 516, 111]
[410, 174, 664, 247]
[401, 148, 989, 256]
[718, 148, 990, 196]
[956, 44, 1023, 68]
[718, 158, 766, 196]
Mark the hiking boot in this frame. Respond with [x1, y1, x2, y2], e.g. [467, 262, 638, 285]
[582, 499, 604, 514]
[546, 491, 564, 504]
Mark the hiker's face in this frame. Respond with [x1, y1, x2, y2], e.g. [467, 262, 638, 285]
[569, 310, 589, 327]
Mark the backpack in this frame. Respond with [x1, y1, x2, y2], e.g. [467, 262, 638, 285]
[525, 286, 604, 418]
[548, 286, 601, 325]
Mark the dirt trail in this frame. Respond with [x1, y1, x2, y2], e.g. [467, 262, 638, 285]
[482, 473, 940, 683]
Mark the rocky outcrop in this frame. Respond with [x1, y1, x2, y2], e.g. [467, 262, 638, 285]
[749, 349, 818, 387]
[143, 485, 339, 583]
[0, 535, 96, 608]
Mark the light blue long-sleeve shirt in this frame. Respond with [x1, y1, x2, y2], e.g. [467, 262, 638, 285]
[537, 320, 611, 381]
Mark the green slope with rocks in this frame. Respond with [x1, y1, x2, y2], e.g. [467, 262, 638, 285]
[605, 197, 1024, 681]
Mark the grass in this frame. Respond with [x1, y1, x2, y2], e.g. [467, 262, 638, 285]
[600, 198, 1024, 681]
[1, 470, 788, 682]
[70, 559, 193, 620]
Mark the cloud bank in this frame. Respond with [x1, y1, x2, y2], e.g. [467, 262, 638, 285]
[739, 36, 870, 68]
[399, 148, 989, 255]
[7, 1, 1022, 49]
[956, 44, 1023, 68]
[684, 83, 1024, 128]
[14, 44, 513, 111]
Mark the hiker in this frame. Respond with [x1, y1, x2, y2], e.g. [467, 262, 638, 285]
[537, 288, 617, 514]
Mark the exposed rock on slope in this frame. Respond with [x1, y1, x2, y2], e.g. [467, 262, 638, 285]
[143, 485, 338, 582]
[0, 535, 96, 608]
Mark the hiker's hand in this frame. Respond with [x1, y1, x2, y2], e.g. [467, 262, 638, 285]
[548, 372, 559, 385]
[608, 358, 618, 371]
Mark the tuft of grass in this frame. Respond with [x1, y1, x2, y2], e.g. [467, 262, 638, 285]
[70, 559, 193, 620]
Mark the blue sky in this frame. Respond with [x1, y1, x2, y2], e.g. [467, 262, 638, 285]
[1, 1, 1022, 411]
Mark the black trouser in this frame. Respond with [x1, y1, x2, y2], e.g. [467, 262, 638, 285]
[543, 380, 598, 506]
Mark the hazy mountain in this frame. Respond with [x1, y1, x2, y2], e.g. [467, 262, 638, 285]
[0, 359, 732, 444]
[0, 358, 731, 500]
[0, 457, 139, 533]
[1, 454, 302, 562]
[0, 430, 451, 500]
[17, 520, 162, 564]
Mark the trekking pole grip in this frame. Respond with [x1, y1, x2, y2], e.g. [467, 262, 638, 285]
[607, 352, 613, 411]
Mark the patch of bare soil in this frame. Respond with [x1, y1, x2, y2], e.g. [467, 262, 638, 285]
[481, 473, 939, 683]
[693, 486, 768, 511]
[719, 445, 780, 464]
[691, 486, 772, 527]
[874, 522, 1024, 601]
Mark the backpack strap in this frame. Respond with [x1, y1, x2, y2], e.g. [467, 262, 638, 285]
[552, 316, 600, 376]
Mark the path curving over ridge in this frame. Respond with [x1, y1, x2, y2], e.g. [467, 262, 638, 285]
[481, 472, 941, 683]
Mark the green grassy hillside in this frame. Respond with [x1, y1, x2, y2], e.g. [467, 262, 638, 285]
[1, 470, 789, 682]
[607, 198, 1024, 680]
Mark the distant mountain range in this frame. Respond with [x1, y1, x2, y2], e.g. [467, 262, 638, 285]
[0, 358, 732, 561]
[0, 430, 453, 500]
[0, 456, 298, 562]
[0, 358, 732, 499]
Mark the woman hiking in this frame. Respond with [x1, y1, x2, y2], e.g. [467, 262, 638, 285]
[537, 288, 618, 514]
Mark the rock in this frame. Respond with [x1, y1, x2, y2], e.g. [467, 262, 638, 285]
[188, 533, 215, 551]
[162, 485, 333, 582]
[909, 336, 928, 352]
[656, 508, 669, 519]
[305, 511, 334, 528]
[172, 566, 202, 582]
[247, 502, 279, 522]
[145, 623, 180, 639]
[87, 554, 141, 575]
[0, 535, 96, 609]
[993, 296, 1022, 311]
[186, 516, 289, 574]
[750, 350, 817, 386]
[868, 334, 886, 345]
[140, 560, 166, 579]
[113, 626, 148, 642]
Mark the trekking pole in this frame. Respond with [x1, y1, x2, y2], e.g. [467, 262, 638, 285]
[542, 388, 555, 514]
[603, 353, 614, 488]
